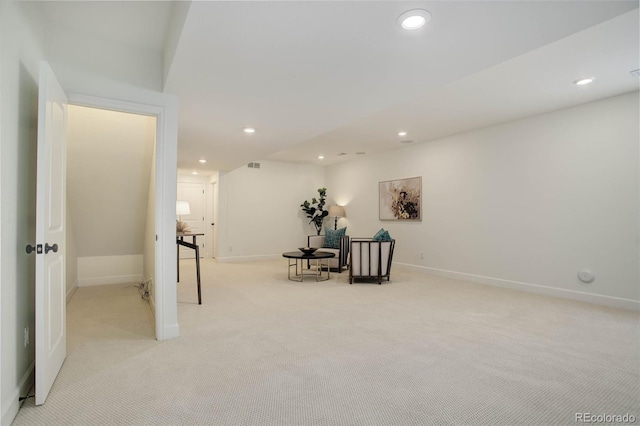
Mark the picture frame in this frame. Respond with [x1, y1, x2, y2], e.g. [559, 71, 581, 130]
[379, 176, 422, 221]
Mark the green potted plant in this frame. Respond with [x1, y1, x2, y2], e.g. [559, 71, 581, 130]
[300, 187, 328, 235]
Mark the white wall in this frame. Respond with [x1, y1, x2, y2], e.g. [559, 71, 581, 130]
[218, 161, 325, 261]
[67, 105, 156, 257]
[0, 2, 42, 424]
[163, 1, 192, 86]
[327, 92, 639, 310]
[37, 21, 163, 93]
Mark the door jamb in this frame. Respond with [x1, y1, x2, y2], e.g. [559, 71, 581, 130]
[66, 93, 178, 341]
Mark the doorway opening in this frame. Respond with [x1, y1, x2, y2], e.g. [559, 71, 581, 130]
[175, 171, 219, 308]
[65, 105, 156, 339]
[177, 171, 219, 260]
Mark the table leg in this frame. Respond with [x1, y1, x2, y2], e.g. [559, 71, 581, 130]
[195, 244, 202, 305]
[176, 239, 180, 283]
[296, 259, 304, 283]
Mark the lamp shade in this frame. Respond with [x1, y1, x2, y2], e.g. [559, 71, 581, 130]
[176, 200, 191, 215]
[329, 205, 345, 218]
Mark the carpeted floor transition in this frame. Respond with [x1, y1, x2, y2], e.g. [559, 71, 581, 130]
[12, 258, 640, 426]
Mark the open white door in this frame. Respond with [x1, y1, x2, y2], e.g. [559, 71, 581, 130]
[35, 61, 67, 405]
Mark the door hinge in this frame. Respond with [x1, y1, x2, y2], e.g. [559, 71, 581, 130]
[155, 235, 158, 241]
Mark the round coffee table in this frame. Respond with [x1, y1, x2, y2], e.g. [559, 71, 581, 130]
[282, 251, 336, 282]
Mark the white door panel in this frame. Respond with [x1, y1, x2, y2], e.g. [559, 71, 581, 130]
[177, 182, 205, 259]
[35, 61, 67, 405]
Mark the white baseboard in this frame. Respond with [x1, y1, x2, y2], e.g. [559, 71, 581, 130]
[66, 281, 78, 304]
[395, 263, 640, 312]
[217, 254, 281, 263]
[1, 362, 34, 426]
[78, 274, 143, 287]
[77, 255, 143, 287]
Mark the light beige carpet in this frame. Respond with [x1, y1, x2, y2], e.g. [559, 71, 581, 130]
[13, 258, 640, 426]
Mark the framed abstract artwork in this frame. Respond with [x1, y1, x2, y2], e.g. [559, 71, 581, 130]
[379, 177, 422, 221]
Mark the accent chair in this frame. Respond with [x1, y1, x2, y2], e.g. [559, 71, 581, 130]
[349, 238, 395, 284]
[307, 234, 350, 273]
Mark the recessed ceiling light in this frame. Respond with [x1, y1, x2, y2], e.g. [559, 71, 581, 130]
[243, 127, 256, 133]
[318, 155, 325, 160]
[573, 78, 594, 86]
[199, 159, 207, 163]
[398, 131, 407, 137]
[192, 171, 198, 175]
[398, 9, 431, 30]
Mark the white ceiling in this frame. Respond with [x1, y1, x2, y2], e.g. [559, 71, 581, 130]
[21, 1, 640, 172]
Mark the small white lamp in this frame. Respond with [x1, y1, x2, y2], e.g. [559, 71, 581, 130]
[176, 200, 191, 233]
[176, 200, 191, 216]
[328, 205, 346, 230]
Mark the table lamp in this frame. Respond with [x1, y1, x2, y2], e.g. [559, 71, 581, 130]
[328, 205, 346, 230]
[176, 200, 191, 233]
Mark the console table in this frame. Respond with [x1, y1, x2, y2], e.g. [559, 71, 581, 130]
[177, 232, 204, 304]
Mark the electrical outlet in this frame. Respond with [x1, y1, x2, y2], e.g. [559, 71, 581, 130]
[419, 252, 424, 259]
[229, 246, 233, 252]
[24, 325, 29, 348]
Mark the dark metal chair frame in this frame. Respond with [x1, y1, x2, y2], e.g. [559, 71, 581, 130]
[349, 238, 396, 284]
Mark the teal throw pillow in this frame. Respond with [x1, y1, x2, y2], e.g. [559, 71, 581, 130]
[323, 227, 346, 249]
[373, 228, 392, 242]
[373, 228, 386, 241]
